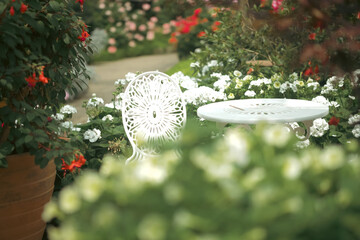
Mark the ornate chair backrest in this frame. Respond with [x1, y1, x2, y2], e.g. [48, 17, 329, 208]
[122, 71, 186, 164]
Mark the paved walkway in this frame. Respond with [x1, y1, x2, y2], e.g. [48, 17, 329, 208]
[69, 53, 178, 124]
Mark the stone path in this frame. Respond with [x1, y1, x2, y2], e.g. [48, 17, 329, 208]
[69, 53, 178, 124]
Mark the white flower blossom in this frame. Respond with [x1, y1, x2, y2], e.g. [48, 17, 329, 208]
[244, 90, 256, 97]
[134, 160, 167, 184]
[105, 100, 122, 110]
[52, 113, 64, 121]
[263, 124, 291, 147]
[115, 78, 127, 85]
[183, 86, 226, 105]
[307, 81, 320, 90]
[348, 114, 360, 125]
[59, 186, 81, 214]
[87, 94, 104, 107]
[102, 114, 114, 121]
[282, 156, 302, 180]
[78, 172, 104, 202]
[60, 105, 77, 114]
[242, 75, 253, 81]
[296, 139, 310, 149]
[213, 78, 230, 92]
[310, 118, 329, 137]
[61, 121, 73, 129]
[125, 72, 137, 82]
[228, 93, 235, 99]
[279, 82, 289, 94]
[190, 62, 200, 68]
[289, 72, 298, 81]
[329, 101, 340, 108]
[233, 70, 242, 77]
[84, 128, 102, 142]
[352, 124, 360, 138]
[320, 146, 345, 170]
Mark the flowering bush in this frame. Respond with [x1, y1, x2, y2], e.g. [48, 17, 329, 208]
[164, 67, 360, 147]
[168, 7, 220, 59]
[80, 0, 165, 54]
[0, 0, 92, 168]
[44, 123, 360, 239]
[54, 75, 137, 181]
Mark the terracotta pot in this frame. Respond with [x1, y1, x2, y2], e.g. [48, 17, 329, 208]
[0, 153, 56, 240]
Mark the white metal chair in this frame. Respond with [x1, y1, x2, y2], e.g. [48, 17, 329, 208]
[122, 71, 187, 164]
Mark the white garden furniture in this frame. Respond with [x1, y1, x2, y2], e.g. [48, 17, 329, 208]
[122, 71, 187, 164]
[197, 98, 329, 139]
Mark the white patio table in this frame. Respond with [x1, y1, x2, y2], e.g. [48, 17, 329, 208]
[197, 98, 329, 140]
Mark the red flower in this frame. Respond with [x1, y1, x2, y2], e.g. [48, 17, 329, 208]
[212, 21, 221, 31]
[25, 73, 37, 87]
[180, 24, 191, 34]
[303, 67, 313, 76]
[314, 65, 319, 74]
[9, 6, 15, 16]
[197, 31, 206, 38]
[76, 0, 85, 11]
[308, 33, 316, 40]
[47, 117, 52, 122]
[78, 28, 90, 42]
[169, 36, 178, 44]
[247, 68, 254, 75]
[194, 8, 202, 17]
[357, 12, 360, 19]
[20, 3, 28, 13]
[61, 154, 86, 176]
[328, 116, 340, 126]
[38, 66, 49, 84]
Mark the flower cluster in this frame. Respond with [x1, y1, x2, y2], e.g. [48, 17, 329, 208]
[176, 66, 360, 145]
[44, 124, 360, 240]
[61, 154, 86, 176]
[83, 128, 102, 143]
[87, 0, 164, 52]
[25, 66, 49, 87]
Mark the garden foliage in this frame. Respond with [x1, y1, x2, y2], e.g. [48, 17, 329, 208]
[0, 0, 92, 167]
[44, 122, 360, 240]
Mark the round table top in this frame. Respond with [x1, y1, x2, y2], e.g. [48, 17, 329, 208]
[197, 98, 329, 124]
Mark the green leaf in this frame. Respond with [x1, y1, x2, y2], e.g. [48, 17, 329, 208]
[24, 135, 33, 143]
[63, 34, 70, 44]
[49, 1, 60, 11]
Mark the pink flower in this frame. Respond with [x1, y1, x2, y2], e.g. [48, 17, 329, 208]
[147, 21, 155, 30]
[99, 3, 105, 9]
[138, 24, 147, 31]
[142, 3, 151, 11]
[153, 6, 161, 12]
[126, 21, 137, 31]
[150, 16, 158, 23]
[118, 7, 125, 13]
[107, 46, 117, 54]
[146, 31, 155, 40]
[108, 38, 116, 45]
[128, 41, 136, 48]
[271, 0, 283, 12]
[134, 33, 144, 41]
[162, 23, 171, 34]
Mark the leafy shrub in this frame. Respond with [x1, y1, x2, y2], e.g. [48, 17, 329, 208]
[0, 0, 92, 167]
[44, 122, 360, 240]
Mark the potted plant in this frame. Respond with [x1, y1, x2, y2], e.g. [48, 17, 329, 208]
[0, 0, 91, 239]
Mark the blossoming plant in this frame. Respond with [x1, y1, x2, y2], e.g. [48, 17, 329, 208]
[44, 122, 360, 239]
[0, 0, 92, 168]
